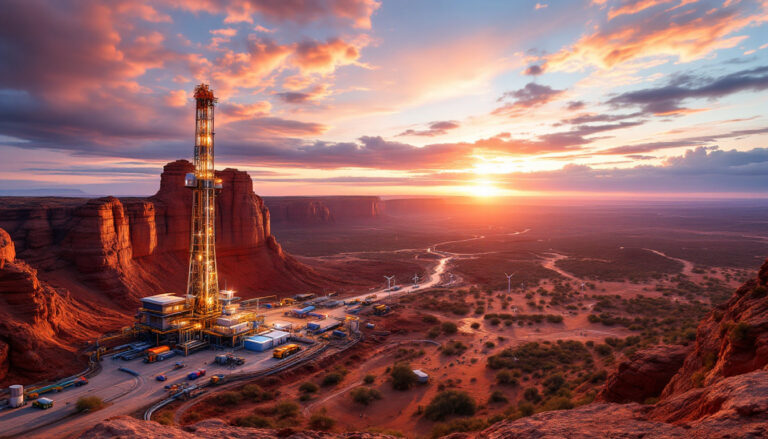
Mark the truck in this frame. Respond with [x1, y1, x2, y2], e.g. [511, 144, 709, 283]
[209, 374, 226, 385]
[279, 298, 295, 307]
[273, 344, 301, 359]
[32, 398, 54, 410]
[215, 354, 245, 366]
[187, 369, 206, 380]
[373, 304, 391, 315]
[144, 345, 171, 363]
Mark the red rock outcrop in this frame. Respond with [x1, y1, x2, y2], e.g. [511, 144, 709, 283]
[80, 417, 397, 439]
[597, 344, 692, 403]
[264, 196, 383, 225]
[0, 227, 122, 383]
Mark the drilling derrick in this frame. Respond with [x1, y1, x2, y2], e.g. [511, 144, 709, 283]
[185, 84, 222, 319]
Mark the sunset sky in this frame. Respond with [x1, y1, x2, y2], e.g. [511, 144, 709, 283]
[1, 0, 768, 197]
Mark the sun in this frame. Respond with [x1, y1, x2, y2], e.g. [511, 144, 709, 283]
[467, 179, 504, 198]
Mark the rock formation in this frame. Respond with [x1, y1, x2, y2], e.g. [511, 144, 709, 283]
[264, 196, 383, 225]
[0, 161, 338, 383]
[0, 227, 122, 383]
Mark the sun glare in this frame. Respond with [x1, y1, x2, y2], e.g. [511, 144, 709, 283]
[468, 179, 504, 197]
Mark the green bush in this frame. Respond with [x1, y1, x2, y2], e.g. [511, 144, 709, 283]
[430, 417, 487, 438]
[541, 396, 574, 411]
[75, 396, 104, 412]
[322, 372, 344, 386]
[517, 402, 535, 417]
[471, 322, 480, 329]
[424, 390, 477, 421]
[219, 391, 243, 405]
[427, 326, 441, 339]
[364, 374, 376, 384]
[729, 322, 753, 344]
[495, 370, 518, 386]
[391, 363, 419, 390]
[232, 415, 273, 428]
[241, 384, 263, 399]
[309, 413, 336, 431]
[523, 387, 541, 403]
[299, 382, 319, 393]
[423, 315, 439, 324]
[351, 386, 382, 405]
[274, 401, 300, 419]
[488, 390, 508, 403]
[442, 322, 458, 334]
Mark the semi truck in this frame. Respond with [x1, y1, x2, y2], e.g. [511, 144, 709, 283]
[144, 345, 171, 363]
[32, 398, 54, 409]
[273, 344, 301, 359]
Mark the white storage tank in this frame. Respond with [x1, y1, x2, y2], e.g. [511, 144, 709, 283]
[9, 384, 23, 408]
[412, 369, 429, 383]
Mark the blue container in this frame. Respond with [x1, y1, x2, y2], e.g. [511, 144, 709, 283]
[307, 322, 320, 330]
[332, 330, 347, 338]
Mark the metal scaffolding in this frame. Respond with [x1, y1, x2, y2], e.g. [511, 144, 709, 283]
[185, 84, 222, 319]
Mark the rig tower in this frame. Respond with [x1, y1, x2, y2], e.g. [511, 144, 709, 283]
[185, 83, 223, 319]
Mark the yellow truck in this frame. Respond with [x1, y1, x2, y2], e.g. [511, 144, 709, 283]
[273, 344, 301, 359]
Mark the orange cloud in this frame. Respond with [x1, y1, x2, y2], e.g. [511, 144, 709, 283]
[292, 38, 363, 75]
[547, 1, 768, 71]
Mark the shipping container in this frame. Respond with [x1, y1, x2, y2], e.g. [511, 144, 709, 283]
[244, 335, 273, 352]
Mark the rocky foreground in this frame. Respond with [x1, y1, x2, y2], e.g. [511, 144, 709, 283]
[80, 260, 768, 437]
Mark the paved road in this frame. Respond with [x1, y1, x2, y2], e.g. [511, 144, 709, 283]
[0, 251, 453, 438]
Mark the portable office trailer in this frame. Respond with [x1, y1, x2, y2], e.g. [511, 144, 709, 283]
[244, 335, 272, 352]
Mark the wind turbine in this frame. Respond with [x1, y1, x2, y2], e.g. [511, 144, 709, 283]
[504, 272, 515, 295]
[412, 273, 420, 285]
[384, 275, 395, 291]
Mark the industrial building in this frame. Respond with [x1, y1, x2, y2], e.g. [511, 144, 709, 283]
[134, 84, 266, 351]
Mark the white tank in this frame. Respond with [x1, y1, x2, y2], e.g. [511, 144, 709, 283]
[9, 384, 23, 397]
[9, 395, 24, 408]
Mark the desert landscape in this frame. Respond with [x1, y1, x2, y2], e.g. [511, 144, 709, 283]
[2, 0, 768, 438]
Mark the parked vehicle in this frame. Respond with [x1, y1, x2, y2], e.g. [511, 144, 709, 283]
[144, 345, 171, 363]
[209, 374, 226, 385]
[32, 398, 54, 410]
[155, 374, 167, 382]
[187, 369, 206, 380]
[273, 344, 301, 359]
[173, 362, 185, 370]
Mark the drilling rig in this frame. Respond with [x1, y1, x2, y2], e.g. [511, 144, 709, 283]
[184, 83, 223, 320]
[134, 84, 265, 352]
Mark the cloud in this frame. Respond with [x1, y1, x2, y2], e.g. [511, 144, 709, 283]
[595, 127, 768, 155]
[397, 121, 460, 137]
[535, 3, 548, 10]
[607, 65, 768, 115]
[162, 0, 381, 29]
[566, 101, 586, 111]
[292, 38, 364, 75]
[274, 84, 330, 104]
[506, 147, 768, 193]
[523, 64, 544, 75]
[493, 83, 566, 116]
[546, 0, 768, 71]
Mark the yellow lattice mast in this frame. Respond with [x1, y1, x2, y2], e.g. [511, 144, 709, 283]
[185, 84, 222, 319]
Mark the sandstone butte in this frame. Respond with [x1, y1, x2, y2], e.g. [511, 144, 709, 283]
[0, 160, 339, 385]
[79, 258, 768, 438]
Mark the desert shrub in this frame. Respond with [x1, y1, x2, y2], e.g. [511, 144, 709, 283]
[351, 386, 382, 405]
[495, 370, 518, 386]
[752, 285, 767, 298]
[523, 387, 541, 403]
[543, 374, 565, 395]
[594, 344, 612, 356]
[471, 322, 480, 329]
[728, 322, 753, 344]
[541, 396, 574, 411]
[299, 382, 319, 393]
[364, 374, 376, 384]
[423, 315, 439, 324]
[442, 341, 468, 356]
[430, 417, 487, 438]
[488, 390, 508, 404]
[219, 391, 243, 406]
[274, 401, 300, 419]
[424, 390, 477, 421]
[487, 341, 590, 372]
[233, 415, 273, 428]
[322, 372, 344, 387]
[391, 363, 419, 390]
[517, 402, 535, 417]
[241, 384, 263, 399]
[427, 326, 441, 338]
[76, 396, 104, 412]
[442, 322, 458, 334]
[309, 413, 336, 431]
[156, 411, 174, 426]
